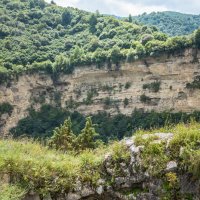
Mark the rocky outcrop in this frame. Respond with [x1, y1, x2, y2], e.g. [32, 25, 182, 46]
[22, 132, 200, 200]
[1, 48, 200, 134]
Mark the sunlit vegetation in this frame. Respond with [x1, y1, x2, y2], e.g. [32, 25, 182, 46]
[133, 11, 200, 36]
[0, 0, 199, 82]
[1, 122, 200, 198]
[134, 122, 200, 178]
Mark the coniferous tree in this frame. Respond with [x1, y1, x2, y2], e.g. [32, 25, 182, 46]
[195, 29, 200, 48]
[76, 117, 99, 150]
[128, 14, 133, 23]
[89, 14, 97, 33]
[62, 10, 71, 26]
[49, 118, 75, 152]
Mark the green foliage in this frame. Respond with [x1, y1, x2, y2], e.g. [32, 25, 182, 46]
[186, 76, 200, 89]
[89, 14, 97, 33]
[134, 11, 200, 36]
[0, 1, 194, 82]
[11, 104, 200, 143]
[125, 82, 131, 89]
[195, 29, 200, 48]
[110, 141, 131, 163]
[53, 54, 71, 74]
[110, 46, 123, 65]
[136, 122, 200, 178]
[128, 14, 133, 23]
[48, 118, 76, 152]
[76, 117, 99, 151]
[103, 97, 112, 107]
[0, 184, 26, 200]
[143, 81, 161, 92]
[123, 98, 129, 107]
[3, 123, 200, 198]
[0, 139, 105, 197]
[0, 102, 13, 117]
[141, 142, 170, 175]
[108, 141, 131, 177]
[83, 88, 98, 105]
[61, 9, 71, 26]
[140, 94, 151, 104]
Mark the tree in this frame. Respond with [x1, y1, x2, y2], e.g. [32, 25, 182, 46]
[195, 29, 200, 48]
[89, 14, 97, 33]
[76, 117, 99, 150]
[61, 10, 71, 26]
[128, 14, 132, 23]
[132, 41, 146, 56]
[53, 54, 71, 74]
[110, 46, 123, 66]
[50, 0, 56, 5]
[49, 118, 76, 152]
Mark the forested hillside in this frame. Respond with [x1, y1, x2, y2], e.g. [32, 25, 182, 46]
[0, 0, 199, 80]
[134, 11, 200, 36]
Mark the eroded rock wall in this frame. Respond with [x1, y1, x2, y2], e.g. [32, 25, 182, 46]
[1, 48, 200, 134]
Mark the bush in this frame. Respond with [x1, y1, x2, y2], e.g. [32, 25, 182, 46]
[0, 184, 26, 200]
[125, 82, 131, 89]
[143, 81, 161, 92]
[123, 98, 129, 107]
[186, 76, 200, 89]
[140, 94, 151, 104]
[0, 102, 13, 116]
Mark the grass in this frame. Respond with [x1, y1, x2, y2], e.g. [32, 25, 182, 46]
[0, 184, 26, 200]
[0, 139, 107, 196]
[133, 121, 200, 177]
[1, 122, 200, 198]
[0, 138, 131, 197]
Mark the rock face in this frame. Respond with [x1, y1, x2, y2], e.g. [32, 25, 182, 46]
[22, 132, 200, 200]
[1, 48, 200, 134]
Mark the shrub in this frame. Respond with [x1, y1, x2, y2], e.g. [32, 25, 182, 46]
[140, 94, 151, 104]
[123, 98, 129, 107]
[186, 76, 200, 89]
[0, 184, 26, 200]
[125, 82, 131, 89]
[143, 81, 161, 92]
[110, 141, 131, 163]
[141, 142, 170, 175]
[0, 102, 13, 116]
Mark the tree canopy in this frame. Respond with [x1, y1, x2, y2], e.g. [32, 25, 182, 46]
[0, 0, 198, 79]
[133, 11, 200, 36]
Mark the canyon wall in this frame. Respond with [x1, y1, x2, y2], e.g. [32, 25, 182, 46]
[0, 48, 200, 135]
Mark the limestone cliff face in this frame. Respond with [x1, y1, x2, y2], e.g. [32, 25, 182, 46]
[0, 48, 200, 134]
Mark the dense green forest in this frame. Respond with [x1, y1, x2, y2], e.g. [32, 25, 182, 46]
[11, 104, 200, 142]
[1, 0, 199, 80]
[1, 0, 200, 142]
[134, 11, 200, 36]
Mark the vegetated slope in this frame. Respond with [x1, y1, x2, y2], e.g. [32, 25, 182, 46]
[0, 0, 197, 79]
[1, 122, 200, 199]
[134, 11, 200, 36]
